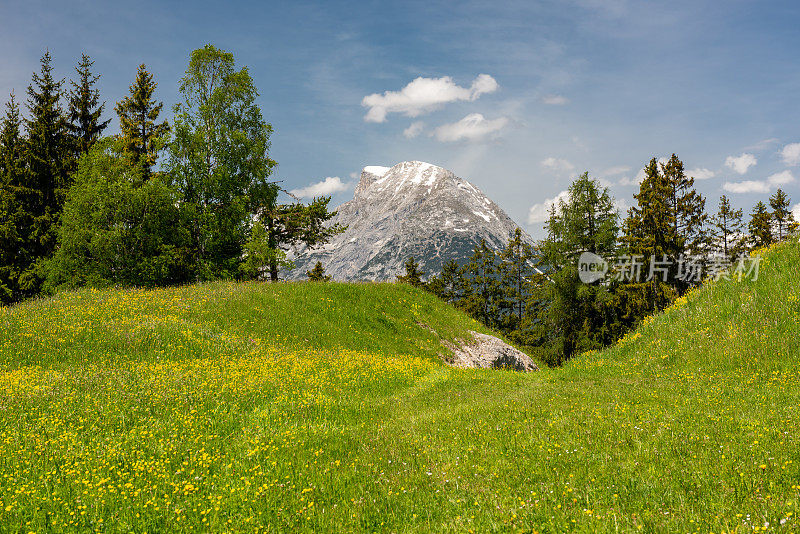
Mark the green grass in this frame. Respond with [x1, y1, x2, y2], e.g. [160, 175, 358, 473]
[1, 241, 799, 532]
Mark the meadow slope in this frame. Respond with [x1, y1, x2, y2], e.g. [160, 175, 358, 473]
[0, 241, 799, 532]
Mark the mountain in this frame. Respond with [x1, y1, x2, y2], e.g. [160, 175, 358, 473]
[287, 160, 534, 281]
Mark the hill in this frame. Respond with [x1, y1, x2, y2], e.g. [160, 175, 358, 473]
[0, 240, 799, 532]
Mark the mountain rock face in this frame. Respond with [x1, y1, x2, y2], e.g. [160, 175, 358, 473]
[288, 161, 534, 281]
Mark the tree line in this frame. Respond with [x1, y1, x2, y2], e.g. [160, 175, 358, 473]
[392, 158, 797, 366]
[0, 45, 342, 305]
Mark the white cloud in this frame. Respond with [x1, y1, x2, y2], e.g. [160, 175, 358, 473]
[723, 180, 770, 194]
[781, 143, 800, 166]
[725, 153, 757, 175]
[528, 190, 569, 224]
[687, 167, 715, 180]
[601, 165, 630, 177]
[541, 157, 575, 173]
[431, 113, 509, 142]
[722, 171, 794, 195]
[403, 121, 425, 139]
[289, 176, 352, 198]
[793, 203, 800, 222]
[361, 74, 498, 123]
[768, 170, 795, 186]
[541, 94, 569, 105]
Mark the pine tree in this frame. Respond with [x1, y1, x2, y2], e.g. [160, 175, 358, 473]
[396, 256, 425, 287]
[306, 261, 331, 281]
[662, 154, 707, 256]
[0, 93, 30, 303]
[710, 195, 745, 257]
[67, 53, 110, 158]
[769, 188, 796, 241]
[23, 51, 72, 293]
[115, 64, 168, 174]
[748, 201, 774, 249]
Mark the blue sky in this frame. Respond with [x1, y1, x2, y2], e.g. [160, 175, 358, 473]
[1, 0, 799, 237]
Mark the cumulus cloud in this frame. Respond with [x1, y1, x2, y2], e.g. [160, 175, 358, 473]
[768, 170, 795, 185]
[361, 74, 499, 123]
[541, 157, 575, 173]
[723, 180, 770, 194]
[528, 190, 570, 224]
[781, 143, 800, 166]
[687, 167, 715, 180]
[403, 121, 425, 139]
[725, 153, 757, 175]
[723, 171, 794, 194]
[541, 94, 569, 105]
[289, 176, 352, 198]
[431, 113, 509, 142]
[793, 203, 800, 222]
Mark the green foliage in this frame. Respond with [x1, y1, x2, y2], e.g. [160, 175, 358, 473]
[239, 219, 291, 281]
[166, 44, 277, 281]
[426, 259, 462, 304]
[46, 138, 185, 290]
[396, 256, 425, 287]
[67, 54, 110, 158]
[306, 261, 332, 282]
[498, 228, 537, 330]
[115, 64, 169, 174]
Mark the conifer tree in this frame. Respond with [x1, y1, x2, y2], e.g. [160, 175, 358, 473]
[23, 51, 71, 293]
[748, 201, 774, 249]
[306, 261, 331, 281]
[0, 94, 30, 303]
[499, 228, 536, 326]
[533, 172, 619, 364]
[460, 240, 502, 327]
[115, 64, 168, 174]
[710, 195, 744, 257]
[396, 256, 425, 287]
[769, 188, 796, 241]
[67, 53, 110, 158]
[427, 260, 463, 304]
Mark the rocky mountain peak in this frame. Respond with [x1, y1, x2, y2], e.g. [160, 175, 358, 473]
[288, 161, 533, 281]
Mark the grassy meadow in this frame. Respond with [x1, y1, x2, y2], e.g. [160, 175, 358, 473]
[1, 241, 799, 532]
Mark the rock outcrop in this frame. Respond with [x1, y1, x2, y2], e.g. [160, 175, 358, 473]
[443, 331, 539, 372]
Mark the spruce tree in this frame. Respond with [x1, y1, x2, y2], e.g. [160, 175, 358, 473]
[710, 195, 744, 257]
[67, 53, 110, 158]
[23, 51, 72, 293]
[0, 94, 30, 303]
[396, 256, 425, 287]
[306, 261, 331, 281]
[769, 188, 796, 241]
[115, 64, 168, 174]
[748, 201, 774, 249]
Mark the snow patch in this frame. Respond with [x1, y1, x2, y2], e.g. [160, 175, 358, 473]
[363, 166, 390, 177]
